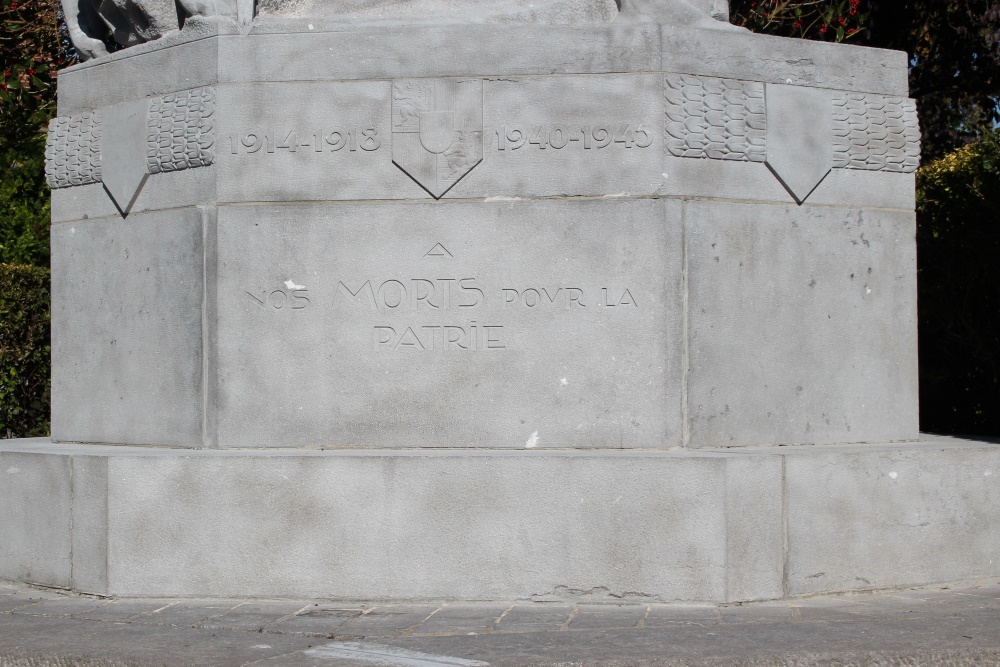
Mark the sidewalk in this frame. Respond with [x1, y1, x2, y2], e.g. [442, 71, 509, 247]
[2, 580, 1000, 667]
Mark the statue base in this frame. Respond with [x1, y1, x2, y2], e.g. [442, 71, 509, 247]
[28, 22, 959, 602]
[2, 437, 999, 601]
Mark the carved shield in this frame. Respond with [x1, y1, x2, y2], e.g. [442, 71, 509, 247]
[392, 79, 483, 199]
[419, 111, 457, 154]
[764, 83, 833, 204]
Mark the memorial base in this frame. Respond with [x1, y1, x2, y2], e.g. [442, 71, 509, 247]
[2, 436, 998, 602]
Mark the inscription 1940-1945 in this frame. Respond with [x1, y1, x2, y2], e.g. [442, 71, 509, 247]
[246, 277, 638, 352]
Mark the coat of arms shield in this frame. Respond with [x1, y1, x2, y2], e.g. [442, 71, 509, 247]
[392, 79, 483, 199]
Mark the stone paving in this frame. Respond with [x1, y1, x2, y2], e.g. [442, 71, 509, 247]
[2, 580, 1000, 666]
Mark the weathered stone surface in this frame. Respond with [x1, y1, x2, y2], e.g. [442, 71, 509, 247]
[2, 438, 998, 602]
[218, 24, 662, 83]
[661, 24, 909, 95]
[725, 455, 784, 601]
[39, 13, 945, 606]
[70, 456, 109, 594]
[685, 201, 919, 448]
[57, 32, 221, 116]
[764, 84, 832, 204]
[214, 74, 662, 203]
[659, 157, 916, 209]
[100, 98, 151, 216]
[214, 81, 407, 202]
[214, 198, 682, 449]
[0, 451, 71, 588]
[785, 443, 1000, 595]
[50, 166, 217, 223]
[51, 208, 206, 447]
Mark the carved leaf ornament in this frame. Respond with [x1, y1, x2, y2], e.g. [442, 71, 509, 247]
[45, 87, 217, 217]
[663, 74, 921, 204]
[44, 76, 920, 212]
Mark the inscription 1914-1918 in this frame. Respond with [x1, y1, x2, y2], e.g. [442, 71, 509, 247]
[246, 277, 638, 353]
[229, 128, 382, 154]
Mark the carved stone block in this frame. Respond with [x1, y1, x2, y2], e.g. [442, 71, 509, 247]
[47, 24, 920, 451]
[20, 12, 966, 607]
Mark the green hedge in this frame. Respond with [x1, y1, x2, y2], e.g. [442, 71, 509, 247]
[0, 263, 50, 438]
[916, 130, 1000, 436]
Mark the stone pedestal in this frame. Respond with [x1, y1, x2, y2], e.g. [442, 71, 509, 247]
[3, 437, 999, 600]
[10, 17, 995, 602]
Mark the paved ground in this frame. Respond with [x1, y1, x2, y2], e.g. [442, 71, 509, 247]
[2, 580, 1000, 666]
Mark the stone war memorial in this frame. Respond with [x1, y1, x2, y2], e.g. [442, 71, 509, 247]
[1, 0, 998, 603]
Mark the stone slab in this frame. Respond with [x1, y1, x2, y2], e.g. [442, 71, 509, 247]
[50, 168, 217, 223]
[725, 456, 784, 600]
[50, 208, 207, 446]
[106, 451, 732, 599]
[685, 200, 919, 448]
[214, 198, 683, 449]
[661, 25, 909, 96]
[785, 444, 1000, 595]
[214, 81, 418, 203]
[3, 438, 1000, 602]
[218, 24, 662, 83]
[659, 157, 915, 210]
[214, 75, 662, 203]
[56, 23, 908, 117]
[456, 74, 663, 199]
[0, 452, 71, 587]
[57, 33, 220, 116]
[0, 439, 791, 601]
[70, 456, 108, 594]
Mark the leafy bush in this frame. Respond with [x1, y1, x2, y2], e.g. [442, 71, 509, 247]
[916, 129, 1000, 435]
[0, 263, 50, 438]
[0, 130, 49, 267]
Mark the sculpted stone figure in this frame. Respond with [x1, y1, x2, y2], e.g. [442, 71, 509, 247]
[61, 0, 235, 60]
[63, 0, 733, 60]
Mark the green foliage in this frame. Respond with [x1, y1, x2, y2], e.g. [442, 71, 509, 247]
[916, 130, 1000, 435]
[731, 0, 868, 42]
[0, 263, 50, 438]
[0, 0, 66, 270]
[1, 0, 71, 136]
[0, 127, 50, 267]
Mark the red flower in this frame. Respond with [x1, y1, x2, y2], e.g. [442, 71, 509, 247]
[819, 24, 828, 33]
[838, 16, 846, 25]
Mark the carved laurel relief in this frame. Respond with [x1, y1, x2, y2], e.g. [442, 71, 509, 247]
[147, 87, 217, 174]
[664, 74, 921, 173]
[832, 92, 921, 173]
[44, 111, 103, 189]
[44, 88, 217, 191]
[664, 74, 766, 162]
